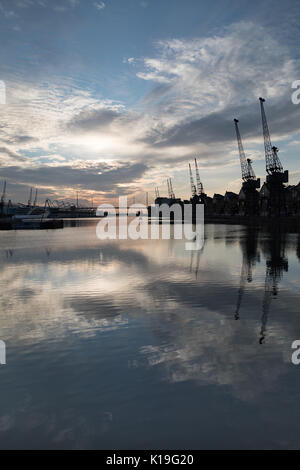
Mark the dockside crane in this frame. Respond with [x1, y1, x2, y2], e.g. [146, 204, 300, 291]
[1, 180, 6, 205]
[167, 179, 171, 199]
[33, 188, 38, 207]
[189, 163, 197, 198]
[259, 98, 288, 216]
[259, 98, 288, 180]
[169, 178, 175, 199]
[0, 180, 6, 215]
[194, 158, 203, 196]
[233, 118, 260, 215]
[167, 178, 175, 199]
[234, 119, 259, 184]
[28, 187, 33, 207]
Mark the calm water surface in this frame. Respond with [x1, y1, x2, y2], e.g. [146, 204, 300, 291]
[0, 222, 300, 449]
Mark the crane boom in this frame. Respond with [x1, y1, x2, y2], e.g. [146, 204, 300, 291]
[1, 180, 6, 204]
[194, 158, 203, 195]
[234, 119, 256, 181]
[28, 187, 33, 207]
[33, 188, 38, 206]
[167, 179, 171, 199]
[259, 97, 283, 174]
[169, 178, 175, 199]
[189, 164, 197, 197]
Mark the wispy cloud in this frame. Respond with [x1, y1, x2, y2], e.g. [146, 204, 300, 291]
[1, 0, 46, 10]
[136, 22, 295, 118]
[94, 1, 105, 10]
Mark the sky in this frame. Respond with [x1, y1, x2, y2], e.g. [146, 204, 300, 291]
[1, 0, 300, 205]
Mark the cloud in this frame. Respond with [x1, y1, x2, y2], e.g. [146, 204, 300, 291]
[0, 0, 81, 14]
[1, 0, 46, 9]
[0, 146, 28, 165]
[139, 95, 300, 149]
[94, 1, 105, 10]
[67, 108, 122, 132]
[141, 83, 172, 104]
[5, 135, 39, 145]
[0, 161, 148, 200]
[136, 22, 296, 117]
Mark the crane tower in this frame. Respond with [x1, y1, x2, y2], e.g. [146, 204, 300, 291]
[233, 119, 260, 215]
